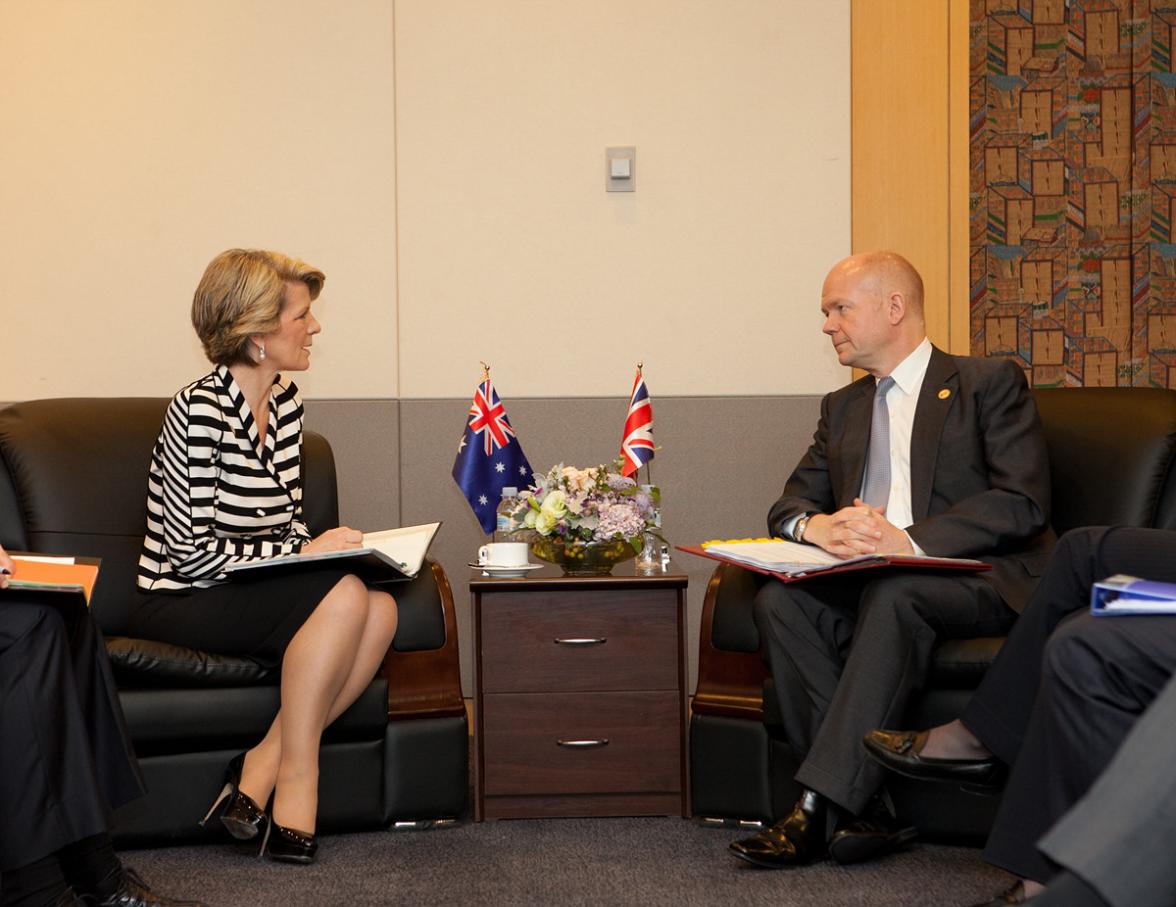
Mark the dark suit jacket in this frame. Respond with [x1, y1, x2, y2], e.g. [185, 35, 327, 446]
[768, 347, 1053, 610]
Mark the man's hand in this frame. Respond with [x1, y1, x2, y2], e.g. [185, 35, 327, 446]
[301, 527, 364, 555]
[0, 543, 13, 589]
[802, 499, 914, 559]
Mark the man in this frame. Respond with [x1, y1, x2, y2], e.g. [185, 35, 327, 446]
[1036, 669, 1176, 907]
[864, 526, 1176, 905]
[729, 251, 1052, 869]
[0, 544, 204, 906]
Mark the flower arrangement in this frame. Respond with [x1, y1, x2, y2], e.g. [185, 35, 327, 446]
[511, 460, 659, 546]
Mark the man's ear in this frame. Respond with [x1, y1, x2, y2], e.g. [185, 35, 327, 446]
[887, 291, 907, 325]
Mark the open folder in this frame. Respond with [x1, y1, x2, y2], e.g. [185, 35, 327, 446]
[225, 521, 442, 583]
[1091, 574, 1176, 615]
[678, 538, 990, 584]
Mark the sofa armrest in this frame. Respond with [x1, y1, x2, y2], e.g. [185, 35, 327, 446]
[692, 563, 767, 721]
[381, 560, 465, 720]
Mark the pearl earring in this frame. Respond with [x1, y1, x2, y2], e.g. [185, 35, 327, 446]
[257, 344, 266, 362]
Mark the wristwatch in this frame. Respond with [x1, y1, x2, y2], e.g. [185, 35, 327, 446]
[793, 513, 811, 543]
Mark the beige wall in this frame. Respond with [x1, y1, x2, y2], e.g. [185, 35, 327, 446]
[395, 0, 851, 397]
[1, 0, 397, 400]
[1, 0, 850, 401]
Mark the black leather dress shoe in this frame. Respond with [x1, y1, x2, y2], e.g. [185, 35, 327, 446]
[84, 867, 207, 907]
[728, 790, 826, 869]
[965, 880, 1034, 906]
[826, 805, 917, 865]
[863, 729, 1006, 793]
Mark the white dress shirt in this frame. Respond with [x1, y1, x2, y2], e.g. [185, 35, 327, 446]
[788, 337, 932, 555]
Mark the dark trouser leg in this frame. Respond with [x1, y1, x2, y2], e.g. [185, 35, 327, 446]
[983, 612, 1176, 883]
[794, 573, 1012, 815]
[752, 578, 859, 765]
[0, 852, 71, 907]
[963, 526, 1176, 764]
[65, 603, 144, 816]
[0, 603, 143, 872]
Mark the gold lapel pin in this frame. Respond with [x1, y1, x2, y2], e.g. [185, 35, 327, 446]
[938, 388, 951, 400]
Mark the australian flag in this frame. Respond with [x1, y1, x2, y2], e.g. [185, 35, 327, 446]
[452, 378, 533, 534]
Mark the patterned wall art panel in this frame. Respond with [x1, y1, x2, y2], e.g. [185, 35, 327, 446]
[970, 0, 1176, 387]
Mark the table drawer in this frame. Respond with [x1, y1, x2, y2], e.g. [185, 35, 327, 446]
[479, 589, 679, 692]
[481, 690, 681, 795]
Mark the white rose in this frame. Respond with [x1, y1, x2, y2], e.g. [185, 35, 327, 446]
[540, 490, 568, 518]
[534, 510, 558, 535]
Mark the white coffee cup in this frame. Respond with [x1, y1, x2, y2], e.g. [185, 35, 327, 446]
[478, 541, 529, 567]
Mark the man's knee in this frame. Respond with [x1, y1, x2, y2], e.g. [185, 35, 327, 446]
[0, 602, 68, 652]
[752, 581, 790, 634]
[1042, 615, 1103, 694]
[857, 580, 920, 627]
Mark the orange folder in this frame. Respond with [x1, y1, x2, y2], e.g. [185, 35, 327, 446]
[4, 556, 100, 604]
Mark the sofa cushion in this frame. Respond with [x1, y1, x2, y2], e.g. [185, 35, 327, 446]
[106, 637, 274, 687]
[1034, 387, 1176, 534]
[120, 678, 390, 753]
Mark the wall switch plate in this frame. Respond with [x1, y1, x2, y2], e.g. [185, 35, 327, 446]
[606, 146, 636, 192]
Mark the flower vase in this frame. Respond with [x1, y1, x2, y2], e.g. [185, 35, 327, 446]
[529, 536, 640, 576]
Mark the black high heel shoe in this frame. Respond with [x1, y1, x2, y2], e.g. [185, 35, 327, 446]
[260, 818, 318, 864]
[199, 752, 267, 840]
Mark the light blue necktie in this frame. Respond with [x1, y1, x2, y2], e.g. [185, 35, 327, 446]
[861, 376, 894, 509]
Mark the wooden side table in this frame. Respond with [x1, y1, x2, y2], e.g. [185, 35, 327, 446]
[470, 562, 689, 820]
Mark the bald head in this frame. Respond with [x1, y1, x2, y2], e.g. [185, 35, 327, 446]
[819, 251, 928, 377]
[827, 251, 925, 321]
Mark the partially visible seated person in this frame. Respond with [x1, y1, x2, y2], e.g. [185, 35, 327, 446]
[0, 543, 204, 907]
[865, 526, 1176, 906]
[729, 251, 1053, 869]
[126, 249, 399, 865]
[1034, 672, 1176, 907]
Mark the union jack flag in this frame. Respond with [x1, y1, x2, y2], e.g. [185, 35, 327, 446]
[619, 367, 654, 478]
[452, 378, 533, 534]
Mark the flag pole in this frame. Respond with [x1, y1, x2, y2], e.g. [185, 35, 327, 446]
[481, 361, 490, 383]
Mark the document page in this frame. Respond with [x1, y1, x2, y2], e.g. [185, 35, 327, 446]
[701, 540, 868, 574]
[362, 522, 441, 575]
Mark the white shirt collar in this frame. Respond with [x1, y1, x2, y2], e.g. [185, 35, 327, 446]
[881, 336, 933, 395]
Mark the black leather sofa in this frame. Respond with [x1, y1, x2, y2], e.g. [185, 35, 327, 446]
[690, 386, 1176, 839]
[0, 397, 468, 843]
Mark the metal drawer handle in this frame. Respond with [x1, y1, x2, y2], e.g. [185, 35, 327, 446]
[554, 637, 607, 646]
[556, 739, 610, 748]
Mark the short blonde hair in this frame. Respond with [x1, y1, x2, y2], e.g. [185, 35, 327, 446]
[191, 249, 325, 366]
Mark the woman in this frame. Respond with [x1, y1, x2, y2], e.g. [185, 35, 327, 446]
[1, 544, 203, 906]
[128, 249, 398, 864]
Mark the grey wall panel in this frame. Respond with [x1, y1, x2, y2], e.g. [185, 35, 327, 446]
[303, 400, 401, 532]
[1, 394, 824, 698]
[396, 395, 823, 696]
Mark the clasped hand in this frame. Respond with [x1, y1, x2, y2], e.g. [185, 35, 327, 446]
[803, 499, 914, 559]
[300, 526, 364, 555]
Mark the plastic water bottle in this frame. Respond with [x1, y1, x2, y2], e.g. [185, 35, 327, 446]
[493, 487, 519, 541]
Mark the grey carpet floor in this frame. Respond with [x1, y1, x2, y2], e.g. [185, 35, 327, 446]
[121, 818, 1013, 906]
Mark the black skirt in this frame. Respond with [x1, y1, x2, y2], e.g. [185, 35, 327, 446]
[125, 566, 356, 669]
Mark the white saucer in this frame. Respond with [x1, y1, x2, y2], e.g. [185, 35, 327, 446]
[468, 562, 543, 577]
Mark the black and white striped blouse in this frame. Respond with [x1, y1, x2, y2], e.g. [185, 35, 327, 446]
[137, 365, 313, 592]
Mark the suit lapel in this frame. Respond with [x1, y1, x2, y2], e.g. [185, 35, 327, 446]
[909, 347, 959, 521]
[838, 378, 875, 508]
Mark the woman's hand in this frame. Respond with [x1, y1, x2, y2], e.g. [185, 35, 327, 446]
[0, 543, 13, 589]
[301, 527, 364, 555]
